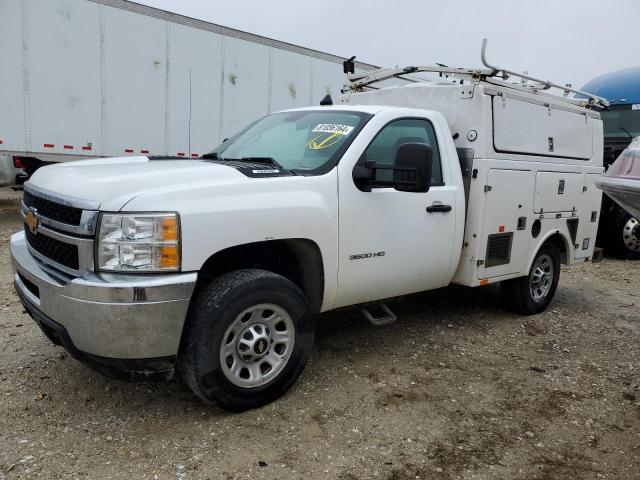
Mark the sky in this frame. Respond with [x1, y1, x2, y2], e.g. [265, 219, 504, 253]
[136, 0, 638, 90]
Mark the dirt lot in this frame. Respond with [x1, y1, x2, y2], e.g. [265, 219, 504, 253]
[1, 187, 639, 480]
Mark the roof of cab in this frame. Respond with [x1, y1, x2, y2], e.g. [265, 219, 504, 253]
[278, 105, 391, 115]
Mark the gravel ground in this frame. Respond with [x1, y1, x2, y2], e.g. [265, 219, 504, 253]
[1, 187, 639, 480]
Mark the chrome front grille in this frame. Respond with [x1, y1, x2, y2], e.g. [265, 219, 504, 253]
[23, 190, 83, 226]
[24, 225, 80, 270]
[21, 187, 99, 275]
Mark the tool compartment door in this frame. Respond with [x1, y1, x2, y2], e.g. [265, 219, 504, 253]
[479, 169, 533, 278]
[574, 173, 603, 259]
[493, 97, 593, 159]
[534, 171, 583, 213]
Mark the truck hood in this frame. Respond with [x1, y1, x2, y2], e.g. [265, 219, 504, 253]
[26, 156, 248, 210]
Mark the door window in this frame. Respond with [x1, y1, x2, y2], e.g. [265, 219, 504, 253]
[362, 118, 443, 186]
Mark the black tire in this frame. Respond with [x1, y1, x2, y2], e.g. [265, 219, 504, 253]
[179, 269, 314, 411]
[501, 246, 560, 315]
[609, 210, 640, 260]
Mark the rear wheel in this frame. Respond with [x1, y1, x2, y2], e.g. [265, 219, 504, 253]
[501, 246, 560, 315]
[611, 210, 640, 260]
[179, 269, 314, 411]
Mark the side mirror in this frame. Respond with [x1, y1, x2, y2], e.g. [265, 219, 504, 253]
[392, 143, 433, 192]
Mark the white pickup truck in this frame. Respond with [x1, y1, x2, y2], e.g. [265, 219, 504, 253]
[10, 57, 606, 411]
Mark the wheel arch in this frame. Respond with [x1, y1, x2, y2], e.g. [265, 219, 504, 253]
[194, 238, 325, 313]
[527, 230, 570, 273]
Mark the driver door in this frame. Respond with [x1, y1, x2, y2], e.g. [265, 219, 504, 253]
[335, 117, 457, 308]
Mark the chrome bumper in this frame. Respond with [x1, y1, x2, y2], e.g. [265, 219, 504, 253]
[10, 231, 197, 360]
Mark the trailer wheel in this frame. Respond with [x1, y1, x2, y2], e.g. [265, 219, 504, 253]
[178, 269, 314, 411]
[501, 246, 560, 315]
[610, 210, 640, 260]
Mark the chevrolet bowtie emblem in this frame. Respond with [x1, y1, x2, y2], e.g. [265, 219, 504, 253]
[25, 208, 39, 234]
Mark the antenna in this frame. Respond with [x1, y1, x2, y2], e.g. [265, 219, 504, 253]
[320, 94, 333, 106]
[188, 69, 192, 157]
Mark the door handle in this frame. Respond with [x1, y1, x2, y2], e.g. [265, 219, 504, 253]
[426, 204, 452, 213]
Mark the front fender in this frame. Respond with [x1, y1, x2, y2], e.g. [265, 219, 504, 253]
[123, 171, 340, 308]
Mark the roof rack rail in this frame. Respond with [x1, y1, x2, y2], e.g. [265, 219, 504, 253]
[345, 39, 609, 109]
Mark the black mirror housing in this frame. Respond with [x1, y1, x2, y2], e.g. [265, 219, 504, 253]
[392, 143, 433, 192]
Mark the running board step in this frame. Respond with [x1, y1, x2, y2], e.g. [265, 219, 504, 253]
[361, 303, 397, 326]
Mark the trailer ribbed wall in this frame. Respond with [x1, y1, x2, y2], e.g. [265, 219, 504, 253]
[0, 0, 377, 161]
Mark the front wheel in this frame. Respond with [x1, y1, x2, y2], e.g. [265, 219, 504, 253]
[501, 247, 560, 315]
[179, 269, 314, 411]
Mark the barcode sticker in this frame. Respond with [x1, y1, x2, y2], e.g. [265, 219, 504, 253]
[312, 124, 354, 136]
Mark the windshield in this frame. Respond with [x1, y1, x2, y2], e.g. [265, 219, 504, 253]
[206, 110, 371, 174]
[602, 107, 640, 139]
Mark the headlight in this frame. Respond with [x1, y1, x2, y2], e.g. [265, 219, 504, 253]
[96, 213, 180, 272]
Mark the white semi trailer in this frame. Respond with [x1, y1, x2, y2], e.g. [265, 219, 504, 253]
[0, 0, 376, 172]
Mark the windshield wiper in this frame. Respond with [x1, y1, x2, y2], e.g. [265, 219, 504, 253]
[204, 154, 296, 175]
[241, 157, 284, 169]
[221, 156, 296, 174]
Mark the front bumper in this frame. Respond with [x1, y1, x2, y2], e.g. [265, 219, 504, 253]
[10, 231, 197, 379]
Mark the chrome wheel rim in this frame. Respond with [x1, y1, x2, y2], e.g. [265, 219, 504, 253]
[219, 303, 295, 388]
[530, 253, 554, 302]
[623, 217, 640, 253]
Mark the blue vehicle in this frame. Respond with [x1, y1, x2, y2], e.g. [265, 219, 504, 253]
[582, 67, 640, 259]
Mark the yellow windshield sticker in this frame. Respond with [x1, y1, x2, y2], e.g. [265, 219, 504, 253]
[308, 132, 344, 150]
[307, 124, 354, 150]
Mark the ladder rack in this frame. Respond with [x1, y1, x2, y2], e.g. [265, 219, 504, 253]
[345, 39, 609, 109]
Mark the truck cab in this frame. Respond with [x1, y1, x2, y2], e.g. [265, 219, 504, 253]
[11, 60, 605, 411]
